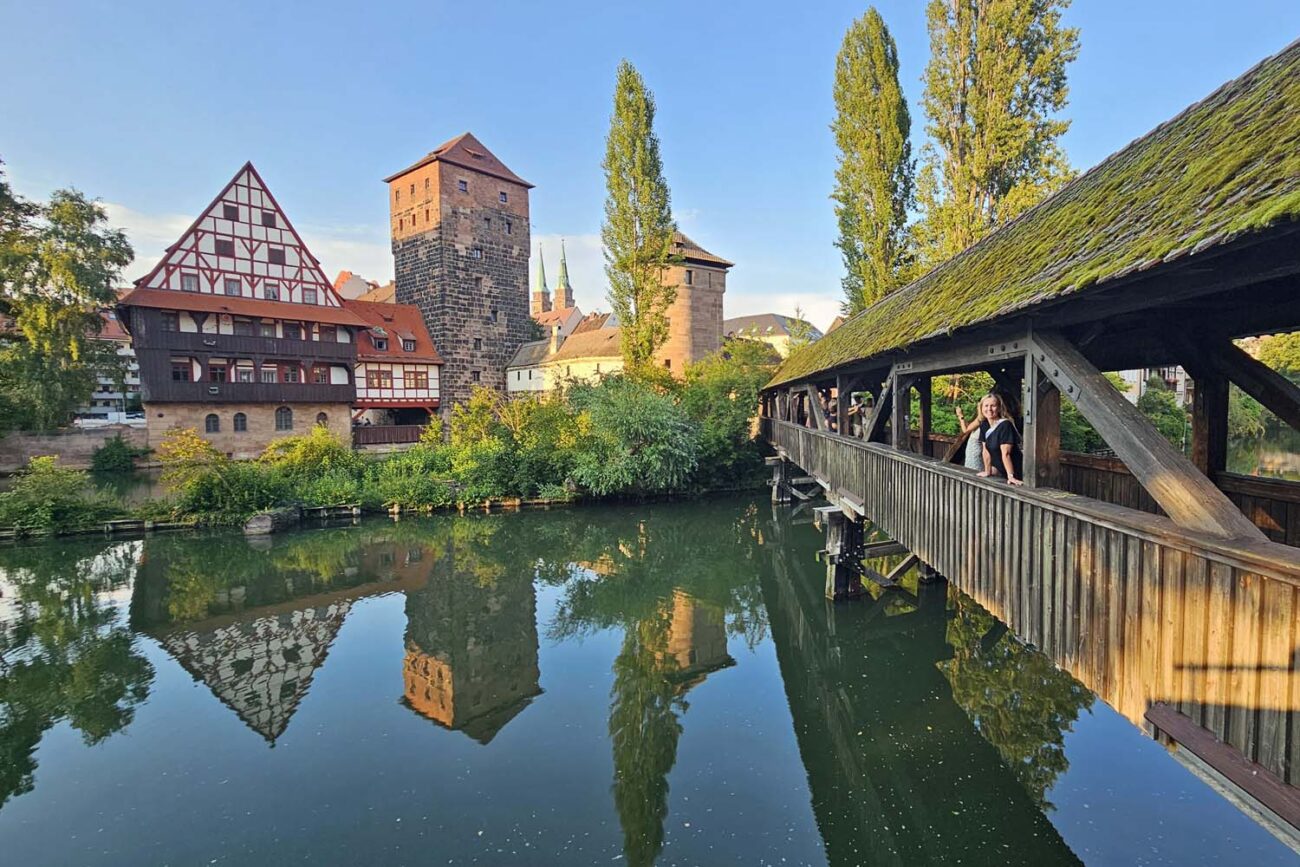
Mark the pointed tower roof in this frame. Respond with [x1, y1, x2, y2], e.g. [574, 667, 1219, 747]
[124, 162, 350, 312]
[383, 132, 534, 188]
[533, 244, 548, 295]
[555, 240, 573, 294]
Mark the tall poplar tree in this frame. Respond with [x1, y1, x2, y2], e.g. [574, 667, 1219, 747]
[602, 60, 678, 370]
[832, 7, 914, 314]
[914, 0, 1079, 266]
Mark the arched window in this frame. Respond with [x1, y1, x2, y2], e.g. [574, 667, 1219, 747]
[233, 412, 247, 432]
[204, 414, 219, 433]
[315, 412, 328, 427]
[275, 406, 293, 431]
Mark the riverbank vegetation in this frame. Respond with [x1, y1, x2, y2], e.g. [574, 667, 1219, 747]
[0, 344, 774, 533]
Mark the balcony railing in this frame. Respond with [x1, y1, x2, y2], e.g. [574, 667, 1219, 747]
[353, 425, 425, 446]
[142, 330, 356, 361]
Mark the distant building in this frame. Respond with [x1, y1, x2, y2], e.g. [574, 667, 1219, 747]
[387, 133, 533, 418]
[332, 270, 381, 300]
[117, 162, 363, 458]
[344, 298, 443, 426]
[78, 306, 142, 422]
[724, 313, 823, 358]
[507, 326, 623, 394]
[656, 233, 732, 372]
[530, 242, 582, 335]
[1117, 366, 1192, 406]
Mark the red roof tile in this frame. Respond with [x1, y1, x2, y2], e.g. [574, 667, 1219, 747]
[119, 287, 371, 327]
[342, 299, 443, 364]
[383, 132, 533, 188]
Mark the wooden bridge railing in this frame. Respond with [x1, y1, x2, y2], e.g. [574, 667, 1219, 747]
[765, 417, 1300, 797]
[352, 424, 424, 446]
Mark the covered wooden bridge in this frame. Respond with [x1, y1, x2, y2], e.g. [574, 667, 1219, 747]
[760, 42, 1300, 831]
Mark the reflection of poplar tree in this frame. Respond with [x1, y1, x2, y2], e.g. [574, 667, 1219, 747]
[608, 609, 684, 867]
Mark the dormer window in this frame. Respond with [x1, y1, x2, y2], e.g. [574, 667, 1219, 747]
[372, 335, 388, 351]
[458, 179, 468, 193]
[215, 239, 236, 257]
[402, 339, 415, 352]
[261, 210, 276, 228]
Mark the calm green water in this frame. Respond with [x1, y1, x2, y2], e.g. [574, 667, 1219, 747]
[0, 497, 1293, 865]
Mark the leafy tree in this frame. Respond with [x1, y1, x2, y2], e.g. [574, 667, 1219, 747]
[1257, 331, 1300, 378]
[785, 305, 817, 353]
[1228, 385, 1265, 439]
[681, 340, 777, 487]
[914, 0, 1079, 266]
[0, 169, 132, 430]
[91, 433, 149, 473]
[0, 455, 125, 530]
[832, 7, 915, 313]
[1136, 375, 1188, 448]
[602, 60, 679, 369]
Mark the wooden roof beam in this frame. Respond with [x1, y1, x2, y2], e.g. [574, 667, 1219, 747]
[1031, 330, 1263, 541]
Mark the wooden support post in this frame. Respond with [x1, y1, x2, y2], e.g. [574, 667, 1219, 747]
[916, 377, 932, 457]
[768, 457, 791, 504]
[1023, 355, 1061, 488]
[820, 509, 865, 601]
[835, 375, 848, 436]
[863, 380, 893, 443]
[1031, 331, 1262, 540]
[1191, 372, 1228, 477]
[1199, 341, 1300, 436]
[804, 384, 828, 431]
[891, 373, 911, 451]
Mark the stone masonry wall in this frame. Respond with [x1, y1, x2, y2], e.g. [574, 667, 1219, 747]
[655, 262, 727, 373]
[0, 425, 149, 473]
[146, 402, 353, 460]
[392, 160, 531, 418]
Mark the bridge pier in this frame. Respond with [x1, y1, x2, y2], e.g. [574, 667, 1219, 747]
[767, 456, 791, 504]
[815, 507, 866, 601]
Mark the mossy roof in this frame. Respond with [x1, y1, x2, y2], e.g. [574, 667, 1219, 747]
[771, 40, 1300, 388]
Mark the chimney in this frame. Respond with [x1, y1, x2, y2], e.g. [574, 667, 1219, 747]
[549, 324, 562, 355]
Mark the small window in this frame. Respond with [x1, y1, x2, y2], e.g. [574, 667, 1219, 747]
[402, 339, 415, 352]
[215, 239, 236, 257]
[205, 414, 220, 433]
[224, 278, 241, 296]
[316, 412, 328, 427]
[268, 247, 286, 265]
[260, 366, 277, 383]
[425, 209, 429, 222]
[685, 269, 693, 286]
[233, 318, 254, 336]
[473, 337, 482, 351]
[409, 183, 415, 195]
[233, 412, 247, 432]
[161, 312, 179, 332]
[408, 370, 429, 389]
[222, 204, 238, 221]
[303, 287, 318, 305]
[470, 370, 480, 383]
[235, 367, 254, 383]
[283, 323, 302, 341]
[264, 282, 280, 301]
[399, 218, 403, 231]
[372, 336, 388, 351]
[171, 362, 191, 382]
[395, 189, 401, 203]
[470, 248, 483, 259]
[283, 366, 301, 383]
[484, 217, 491, 228]
[366, 369, 393, 388]
[499, 191, 507, 203]
[458, 179, 468, 193]
[209, 364, 227, 383]
[319, 325, 337, 342]
[664, 358, 672, 369]
[181, 273, 199, 292]
[490, 309, 499, 324]
[424, 178, 430, 192]
[275, 406, 293, 431]
[313, 366, 329, 384]
[261, 210, 276, 228]
[258, 321, 276, 337]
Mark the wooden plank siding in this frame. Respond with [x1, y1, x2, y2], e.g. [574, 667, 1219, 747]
[766, 418, 1300, 789]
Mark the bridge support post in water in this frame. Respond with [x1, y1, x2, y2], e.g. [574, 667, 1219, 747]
[767, 456, 791, 504]
[815, 507, 866, 601]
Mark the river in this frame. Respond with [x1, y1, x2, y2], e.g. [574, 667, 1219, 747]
[0, 497, 1294, 865]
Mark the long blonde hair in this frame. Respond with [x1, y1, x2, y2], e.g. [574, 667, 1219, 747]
[979, 392, 1018, 431]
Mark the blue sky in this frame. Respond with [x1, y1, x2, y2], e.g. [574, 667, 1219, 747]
[3, 1, 1297, 329]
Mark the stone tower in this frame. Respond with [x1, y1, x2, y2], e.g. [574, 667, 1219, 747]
[386, 133, 533, 416]
[530, 244, 551, 316]
[554, 240, 575, 310]
[655, 232, 733, 373]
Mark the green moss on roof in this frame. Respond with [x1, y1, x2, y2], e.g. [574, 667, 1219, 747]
[771, 40, 1300, 388]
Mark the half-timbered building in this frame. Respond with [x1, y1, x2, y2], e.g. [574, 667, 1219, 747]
[118, 163, 365, 457]
[344, 298, 442, 427]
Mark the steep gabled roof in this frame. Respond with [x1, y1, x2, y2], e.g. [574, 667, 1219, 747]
[384, 132, 534, 188]
[550, 327, 622, 362]
[343, 299, 443, 363]
[771, 40, 1300, 387]
[673, 232, 733, 268]
[132, 162, 347, 310]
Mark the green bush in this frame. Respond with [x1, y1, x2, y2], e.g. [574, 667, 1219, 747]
[172, 461, 293, 524]
[368, 448, 453, 509]
[0, 456, 126, 530]
[1136, 379, 1188, 448]
[681, 341, 774, 488]
[91, 434, 149, 473]
[259, 425, 362, 480]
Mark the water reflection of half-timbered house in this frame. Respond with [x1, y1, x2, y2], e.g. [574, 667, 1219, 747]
[117, 163, 366, 458]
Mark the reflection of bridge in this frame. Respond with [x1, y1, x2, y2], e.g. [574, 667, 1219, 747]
[762, 515, 1081, 865]
[761, 44, 1300, 831]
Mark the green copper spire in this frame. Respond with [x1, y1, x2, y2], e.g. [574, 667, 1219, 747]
[533, 243, 548, 295]
[554, 239, 575, 309]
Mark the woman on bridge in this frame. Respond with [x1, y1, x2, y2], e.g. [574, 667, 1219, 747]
[953, 404, 987, 472]
[974, 393, 1023, 486]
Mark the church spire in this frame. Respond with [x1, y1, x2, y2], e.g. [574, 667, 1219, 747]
[554, 239, 575, 310]
[531, 244, 551, 316]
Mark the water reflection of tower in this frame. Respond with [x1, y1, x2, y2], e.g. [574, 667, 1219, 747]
[401, 546, 542, 744]
[659, 590, 735, 689]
